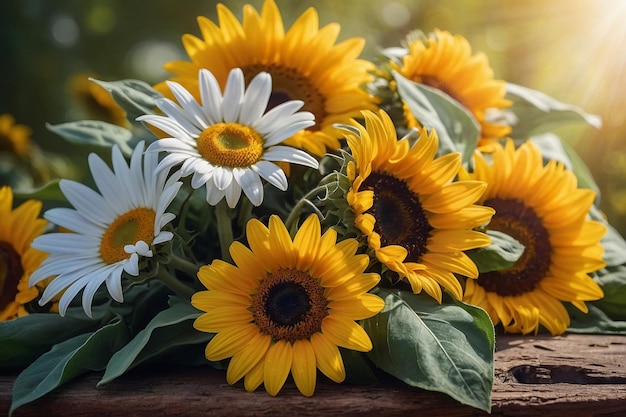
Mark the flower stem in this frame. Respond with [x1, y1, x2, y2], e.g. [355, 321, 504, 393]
[216, 200, 234, 263]
[168, 253, 200, 278]
[156, 268, 196, 300]
[285, 184, 328, 230]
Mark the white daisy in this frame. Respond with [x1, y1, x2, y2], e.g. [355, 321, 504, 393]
[29, 141, 182, 317]
[137, 68, 319, 208]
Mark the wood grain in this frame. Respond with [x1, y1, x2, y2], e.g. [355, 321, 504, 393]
[1, 334, 625, 416]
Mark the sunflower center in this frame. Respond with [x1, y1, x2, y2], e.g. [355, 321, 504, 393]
[242, 64, 326, 132]
[252, 268, 328, 343]
[197, 122, 264, 167]
[100, 207, 156, 264]
[363, 172, 432, 262]
[477, 198, 552, 296]
[0, 241, 23, 311]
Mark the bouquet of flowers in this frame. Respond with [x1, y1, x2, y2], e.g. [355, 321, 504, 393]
[2, 0, 626, 414]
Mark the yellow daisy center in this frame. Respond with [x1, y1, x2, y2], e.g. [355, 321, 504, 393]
[252, 268, 328, 343]
[477, 197, 552, 296]
[197, 123, 264, 167]
[100, 207, 156, 264]
[363, 172, 432, 261]
[0, 242, 23, 311]
[243, 64, 326, 132]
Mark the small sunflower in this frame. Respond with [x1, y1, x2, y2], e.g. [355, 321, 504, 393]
[156, 0, 378, 156]
[69, 73, 128, 127]
[0, 114, 34, 160]
[139, 68, 318, 209]
[342, 109, 494, 302]
[462, 140, 606, 335]
[192, 214, 384, 397]
[392, 29, 511, 149]
[0, 186, 53, 321]
[29, 142, 182, 317]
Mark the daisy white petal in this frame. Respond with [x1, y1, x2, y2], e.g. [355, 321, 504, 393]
[262, 146, 319, 169]
[139, 68, 317, 208]
[222, 68, 245, 122]
[239, 72, 271, 125]
[44, 208, 103, 237]
[155, 97, 203, 136]
[252, 161, 288, 191]
[234, 167, 264, 206]
[199, 68, 223, 123]
[30, 142, 182, 317]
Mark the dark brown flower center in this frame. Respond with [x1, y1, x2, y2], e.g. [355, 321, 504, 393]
[363, 172, 432, 262]
[252, 268, 327, 343]
[477, 197, 552, 296]
[0, 241, 23, 311]
[242, 64, 326, 132]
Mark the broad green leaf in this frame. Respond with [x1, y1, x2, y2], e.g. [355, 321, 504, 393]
[13, 180, 65, 202]
[393, 70, 480, 164]
[567, 303, 626, 335]
[590, 264, 626, 321]
[363, 289, 494, 412]
[468, 230, 524, 273]
[98, 298, 212, 385]
[10, 316, 130, 415]
[0, 313, 102, 371]
[47, 120, 134, 154]
[91, 78, 162, 122]
[506, 82, 601, 139]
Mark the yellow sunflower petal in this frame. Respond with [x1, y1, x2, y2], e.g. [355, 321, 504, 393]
[291, 339, 317, 397]
[263, 340, 293, 396]
[321, 314, 372, 352]
[310, 332, 345, 383]
[226, 332, 271, 384]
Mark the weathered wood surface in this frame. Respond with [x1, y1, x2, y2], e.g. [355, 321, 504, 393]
[1, 334, 625, 416]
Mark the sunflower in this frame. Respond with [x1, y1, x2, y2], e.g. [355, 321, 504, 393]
[0, 186, 54, 321]
[342, 109, 494, 302]
[139, 68, 318, 208]
[0, 114, 34, 160]
[192, 214, 384, 397]
[392, 29, 511, 149]
[29, 142, 182, 317]
[69, 73, 128, 127]
[156, 0, 378, 157]
[462, 140, 606, 335]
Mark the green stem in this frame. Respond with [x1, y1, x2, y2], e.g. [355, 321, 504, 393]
[156, 268, 196, 300]
[168, 253, 201, 278]
[216, 199, 234, 263]
[284, 184, 329, 230]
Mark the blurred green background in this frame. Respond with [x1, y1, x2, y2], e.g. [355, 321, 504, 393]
[2, 0, 625, 235]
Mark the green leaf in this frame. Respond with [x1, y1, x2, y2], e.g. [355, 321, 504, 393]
[98, 298, 213, 385]
[468, 230, 524, 273]
[393, 70, 480, 164]
[363, 289, 494, 412]
[567, 303, 626, 335]
[506, 82, 601, 139]
[10, 316, 130, 415]
[91, 78, 162, 123]
[0, 313, 102, 371]
[590, 264, 626, 321]
[12, 180, 65, 202]
[46, 120, 134, 154]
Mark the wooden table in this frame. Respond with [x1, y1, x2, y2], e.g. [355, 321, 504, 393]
[1, 334, 625, 416]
